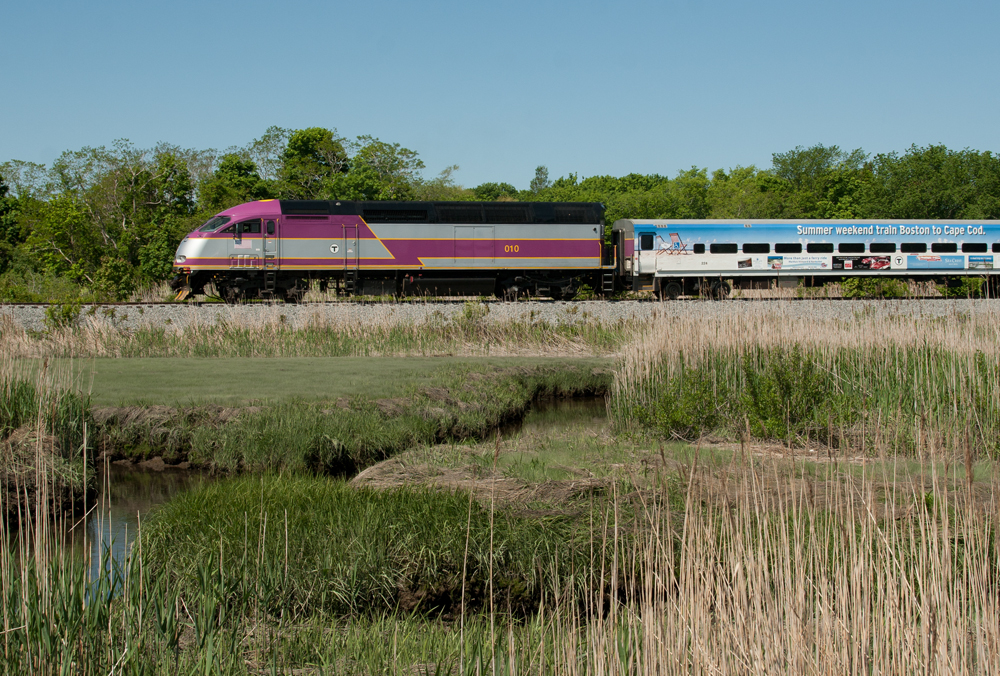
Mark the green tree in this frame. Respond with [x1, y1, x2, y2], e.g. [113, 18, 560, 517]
[862, 145, 1000, 219]
[667, 167, 710, 219]
[198, 154, 273, 213]
[768, 144, 868, 218]
[707, 166, 785, 218]
[414, 165, 475, 201]
[473, 182, 519, 201]
[22, 195, 100, 283]
[279, 127, 349, 199]
[329, 136, 424, 200]
[529, 165, 551, 193]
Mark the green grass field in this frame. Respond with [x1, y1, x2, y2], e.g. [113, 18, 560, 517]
[57, 356, 611, 406]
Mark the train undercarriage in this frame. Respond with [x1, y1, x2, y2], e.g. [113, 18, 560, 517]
[170, 269, 606, 303]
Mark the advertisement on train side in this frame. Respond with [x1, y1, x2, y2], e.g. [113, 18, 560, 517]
[632, 221, 998, 273]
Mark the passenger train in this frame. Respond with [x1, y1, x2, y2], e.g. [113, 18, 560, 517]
[170, 199, 1000, 300]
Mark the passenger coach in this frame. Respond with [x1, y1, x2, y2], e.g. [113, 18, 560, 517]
[613, 218, 1000, 299]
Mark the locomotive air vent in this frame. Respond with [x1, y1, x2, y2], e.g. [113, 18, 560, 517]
[363, 209, 429, 223]
[485, 206, 530, 223]
[555, 206, 597, 224]
[437, 206, 485, 223]
[281, 200, 331, 215]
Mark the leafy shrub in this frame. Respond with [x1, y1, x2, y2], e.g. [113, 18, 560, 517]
[740, 346, 833, 439]
[938, 276, 985, 298]
[44, 300, 81, 330]
[841, 277, 907, 298]
[636, 359, 724, 439]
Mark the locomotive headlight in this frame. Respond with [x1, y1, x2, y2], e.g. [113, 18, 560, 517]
[175, 255, 187, 263]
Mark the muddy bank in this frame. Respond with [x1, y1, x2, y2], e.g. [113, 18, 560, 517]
[87, 365, 610, 474]
[2, 425, 92, 524]
[3, 364, 609, 523]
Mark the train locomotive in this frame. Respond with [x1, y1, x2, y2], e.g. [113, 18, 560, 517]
[171, 199, 1000, 300]
[171, 199, 611, 301]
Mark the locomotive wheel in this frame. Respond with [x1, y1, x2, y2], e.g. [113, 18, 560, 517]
[220, 284, 245, 304]
[659, 281, 683, 300]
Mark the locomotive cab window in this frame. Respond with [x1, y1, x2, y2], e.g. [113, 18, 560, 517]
[932, 242, 957, 253]
[266, 220, 275, 235]
[807, 243, 834, 253]
[775, 243, 802, 254]
[639, 234, 655, 251]
[901, 243, 926, 253]
[221, 224, 236, 234]
[237, 220, 261, 235]
[199, 216, 231, 232]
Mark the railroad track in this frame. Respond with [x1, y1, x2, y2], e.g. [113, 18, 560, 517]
[0, 295, 980, 307]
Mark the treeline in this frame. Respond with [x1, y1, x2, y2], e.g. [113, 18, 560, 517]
[1, 126, 998, 301]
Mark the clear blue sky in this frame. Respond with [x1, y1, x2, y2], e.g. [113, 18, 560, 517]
[2, 0, 998, 189]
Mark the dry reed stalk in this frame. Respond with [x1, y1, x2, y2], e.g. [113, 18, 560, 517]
[544, 455, 1000, 675]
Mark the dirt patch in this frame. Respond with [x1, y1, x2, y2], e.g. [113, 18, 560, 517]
[421, 387, 456, 404]
[351, 455, 610, 509]
[375, 398, 410, 416]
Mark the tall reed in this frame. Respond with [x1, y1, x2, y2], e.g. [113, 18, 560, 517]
[3, 451, 997, 673]
[612, 305, 1000, 455]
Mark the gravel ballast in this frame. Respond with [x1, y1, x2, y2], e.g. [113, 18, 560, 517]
[1, 298, 997, 333]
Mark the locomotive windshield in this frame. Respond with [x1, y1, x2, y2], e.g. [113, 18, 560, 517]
[197, 215, 231, 232]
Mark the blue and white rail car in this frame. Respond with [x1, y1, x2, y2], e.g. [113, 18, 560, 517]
[611, 219, 1000, 298]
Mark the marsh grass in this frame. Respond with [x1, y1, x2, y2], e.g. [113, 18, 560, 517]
[5, 449, 998, 674]
[0, 356, 92, 522]
[96, 363, 611, 473]
[613, 306, 1000, 456]
[1, 306, 635, 359]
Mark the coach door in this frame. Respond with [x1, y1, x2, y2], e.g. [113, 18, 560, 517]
[263, 219, 278, 270]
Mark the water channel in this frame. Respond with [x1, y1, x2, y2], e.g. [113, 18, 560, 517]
[79, 396, 608, 576]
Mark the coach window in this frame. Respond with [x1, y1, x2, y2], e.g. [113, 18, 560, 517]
[963, 242, 988, 253]
[693, 243, 705, 254]
[775, 243, 802, 254]
[639, 233, 655, 251]
[932, 242, 957, 253]
[870, 242, 896, 254]
[839, 243, 865, 254]
[901, 243, 926, 253]
[743, 243, 769, 254]
[807, 243, 834, 253]
[710, 243, 738, 254]
[993, 243, 1000, 253]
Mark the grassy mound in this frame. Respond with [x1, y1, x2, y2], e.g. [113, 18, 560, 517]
[140, 474, 618, 619]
